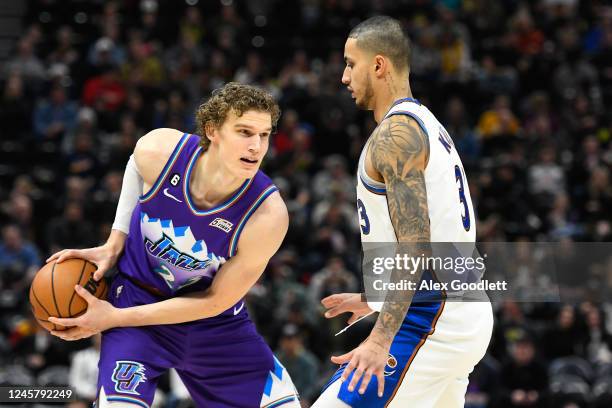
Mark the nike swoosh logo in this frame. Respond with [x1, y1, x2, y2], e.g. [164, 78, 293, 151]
[233, 301, 245, 315]
[163, 188, 182, 203]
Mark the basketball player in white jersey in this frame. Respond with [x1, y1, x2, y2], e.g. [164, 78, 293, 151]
[312, 16, 494, 407]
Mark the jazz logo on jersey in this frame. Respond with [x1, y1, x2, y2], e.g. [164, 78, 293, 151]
[112, 361, 147, 395]
[145, 233, 213, 271]
[384, 353, 398, 376]
[209, 217, 233, 233]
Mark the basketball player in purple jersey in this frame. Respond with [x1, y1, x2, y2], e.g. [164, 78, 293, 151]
[47, 83, 300, 408]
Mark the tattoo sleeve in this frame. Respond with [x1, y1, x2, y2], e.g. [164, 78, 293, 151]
[369, 115, 431, 347]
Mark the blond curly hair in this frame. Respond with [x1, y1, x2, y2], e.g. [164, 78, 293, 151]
[195, 82, 281, 150]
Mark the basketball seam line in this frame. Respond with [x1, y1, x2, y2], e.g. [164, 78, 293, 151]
[67, 260, 88, 317]
[50, 262, 62, 318]
[31, 287, 52, 318]
[31, 287, 56, 331]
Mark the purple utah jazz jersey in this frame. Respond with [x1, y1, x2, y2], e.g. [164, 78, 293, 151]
[117, 133, 278, 297]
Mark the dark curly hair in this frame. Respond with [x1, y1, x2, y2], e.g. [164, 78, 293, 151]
[195, 82, 281, 150]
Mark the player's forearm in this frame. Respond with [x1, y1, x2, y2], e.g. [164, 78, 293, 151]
[370, 256, 425, 347]
[115, 289, 231, 326]
[105, 229, 127, 258]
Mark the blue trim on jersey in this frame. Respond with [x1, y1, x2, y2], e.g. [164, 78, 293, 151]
[183, 146, 253, 216]
[359, 175, 386, 195]
[106, 395, 150, 408]
[263, 374, 273, 397]
[273, 356, 284, 379]
[324, 301, 444, 407]
[228, 185, 278, 257]
[265, 395, 298, 407]
[385, 111, 429, 140]
[140, 133, 190, 202]
[391, 97, 421, 107]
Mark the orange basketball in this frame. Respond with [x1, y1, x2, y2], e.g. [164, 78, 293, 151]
[29, 259, 108, 332]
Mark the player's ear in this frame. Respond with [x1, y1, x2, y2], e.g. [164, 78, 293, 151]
[373, 55, 386, 78]
[204, 123, 217, 144]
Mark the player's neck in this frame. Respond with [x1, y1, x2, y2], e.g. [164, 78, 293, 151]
[189, 149, 245, 208]
[373, 77, 412, 123]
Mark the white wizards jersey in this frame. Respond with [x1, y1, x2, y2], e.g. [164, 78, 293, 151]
[357, 98, 476, 311]
[357, 98, 475, 244]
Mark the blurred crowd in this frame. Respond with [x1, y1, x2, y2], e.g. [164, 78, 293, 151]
[1, 0, 612, 407]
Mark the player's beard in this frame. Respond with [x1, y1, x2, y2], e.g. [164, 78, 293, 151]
[356, 73, 375, 110]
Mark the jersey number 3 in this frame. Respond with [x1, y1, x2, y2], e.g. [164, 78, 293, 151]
[455, 165, 471, 231]
[357, 199, 370, 235]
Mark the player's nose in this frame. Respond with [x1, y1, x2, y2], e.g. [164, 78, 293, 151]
[248, 136, 261, 152]
[341, 68, 350, 85]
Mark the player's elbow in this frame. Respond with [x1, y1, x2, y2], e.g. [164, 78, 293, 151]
[202, 288, 233, 318]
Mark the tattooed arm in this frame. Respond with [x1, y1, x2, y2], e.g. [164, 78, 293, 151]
[333, 114, 430, 397]
[369, 114, 431, 348]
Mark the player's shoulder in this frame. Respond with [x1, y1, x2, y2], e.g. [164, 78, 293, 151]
[134, 128, 188, 185]
[370, 114, 430, 168]
[236, 190, 288, 257]
[253, 190, 287, 224]
[372, 114, 428, 149]
[135, 128, 185, 159]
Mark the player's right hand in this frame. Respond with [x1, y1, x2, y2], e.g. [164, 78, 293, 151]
[46, 244, 120, 281]
[322, 293, 373, 324]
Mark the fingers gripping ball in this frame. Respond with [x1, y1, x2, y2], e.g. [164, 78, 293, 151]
[29, 259, 108, 332]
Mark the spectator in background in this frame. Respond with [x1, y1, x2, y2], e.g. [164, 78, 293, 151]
[506, 7, 544, 57]
[477, 94, 521, 139]
[275, 324, 320, 405]
[61, 107, 99, 156]
[3, 37, 45, 86]
[500, 335, 548, 407]
[45, 201, 96, 254]
[2, 194, 35, 241]
[0, 224, 40, 292]
[91, 171, 122, 226]
[474, 55, 518, 98]
[33, 85, 78, 142]
[123, 88, 152, 130]
[179, 6, 204, 45]
[121, 37, 165, 90]
[311, 155, 354, 202]
[410, 26, 441, 84]
[580, 166, 612, 224]
[444, 97, 480, 165]
[580, 307, 612, 365]
[82, 65, 126, 113]
[0, 74, 32, 141]
[47, 26, 79, 68]
[64, 131, 100, 184]
[309, 256, 358, 302]
[87, 36, 125, 69]
[105, 114, 140, 171]
[234, 51, 265, 86]
[553, 23, 601, 109]
[542, 305, 583, 360]
[528, 146, 565, 210]
[138, 0, 167, 46]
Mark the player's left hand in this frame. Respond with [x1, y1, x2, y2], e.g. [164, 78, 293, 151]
[331, 337, 390, 397]
[48, 285, 120, 341]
